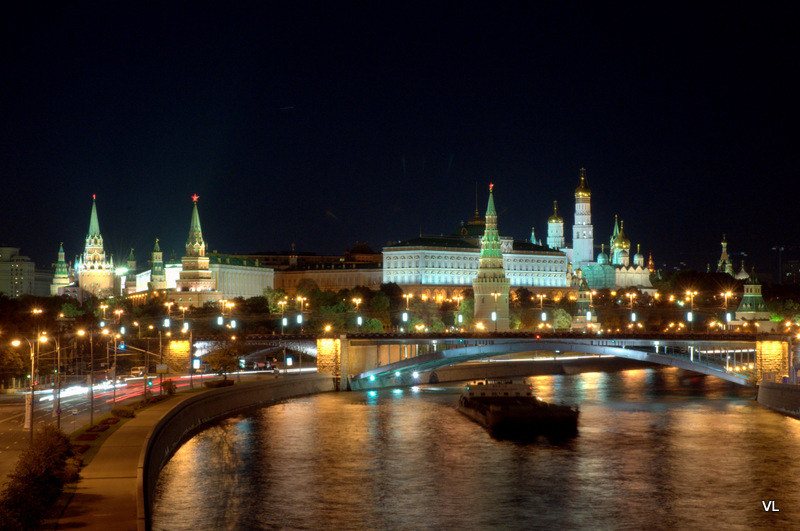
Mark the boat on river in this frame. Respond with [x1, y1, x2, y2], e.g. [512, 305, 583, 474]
[457, 380, 579, 438]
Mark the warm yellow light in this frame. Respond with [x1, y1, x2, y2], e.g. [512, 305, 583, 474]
[12, 340, 21, 346]
[102, 329, 109, 335]
[324, 325, 332, 332]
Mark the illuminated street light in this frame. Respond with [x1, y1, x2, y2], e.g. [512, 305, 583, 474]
[490, 292, 500, 332]
[403, 293, 413, 310]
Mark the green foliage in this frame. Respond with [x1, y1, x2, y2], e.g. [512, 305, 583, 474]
[0, 347, 25, 385]
[60, 302, 84, 318]
[429, 318, 446, 333]
[0, 425, 78, 530]
[455, 297, 475, 328]
[360, 318, 384, 333]
[263, 288, 288, 313]
[552, 308, 573, 330]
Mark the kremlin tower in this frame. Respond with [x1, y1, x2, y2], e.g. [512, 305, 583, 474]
[175, 194, 215, 292]
[50, 242, 71, 295]
[75, 195, 115, 298]
[472, 184, 511, 331]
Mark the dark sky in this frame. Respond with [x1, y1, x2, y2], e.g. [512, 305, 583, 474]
[2, 3, 798, 277]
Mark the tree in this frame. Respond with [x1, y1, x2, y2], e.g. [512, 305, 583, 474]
[262, 288, 288, 313]
[205, 341, 242, 380]
[60, 303, 84, 318]
[553, 308, 573, 330]
[361, 318, 384, 333]
[455, 297, 474, 328]
[0, 347, 25, 387]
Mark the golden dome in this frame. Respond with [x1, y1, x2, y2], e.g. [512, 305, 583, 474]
[612, 221, 631, 250]
[548, 200, 563, 223]
[574, 168, 591, 198]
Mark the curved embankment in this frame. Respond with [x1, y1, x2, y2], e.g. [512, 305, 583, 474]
[137, 374, 334, 530]
[757, 381, 800, 418]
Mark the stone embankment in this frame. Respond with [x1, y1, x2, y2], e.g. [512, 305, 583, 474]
[757, 381, 800, 418]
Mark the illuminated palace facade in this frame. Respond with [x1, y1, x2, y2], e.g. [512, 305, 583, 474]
[383, 169, 654, 298]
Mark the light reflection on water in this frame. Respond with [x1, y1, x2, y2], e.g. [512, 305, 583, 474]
[152, 368, 800, 530]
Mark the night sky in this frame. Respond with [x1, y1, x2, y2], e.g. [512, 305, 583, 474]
[2, 3, 798, 278]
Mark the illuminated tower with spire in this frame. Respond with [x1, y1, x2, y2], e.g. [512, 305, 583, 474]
[175, 194, 215, 292]
[472, 184, 511, 331]
[76, 195, 115, 298]
[547, 200, 565, 250]
[50, 242, 71, 295]
[716, 234, 735, 276]
[149, 239, 167, 290]
[572, 168, 594, 268]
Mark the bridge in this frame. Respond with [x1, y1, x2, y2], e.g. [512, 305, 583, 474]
[195, 332, 799, 391]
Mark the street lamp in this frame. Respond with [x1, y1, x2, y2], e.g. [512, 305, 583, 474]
[490, 292, 500, 332]
[297, 296, 307, 313]
[100, 304, 108, 319]
[182, 325, 194, 389]
[403, 293, 413, 310]
[164, 301, 174, 318]
[179, 306, 188, 323]
[625, 293, 637, 322]
[277, 300, 287, 334]
[11, 334, 47, 442]
[721, 291, 732, 331]
[114, 308, 124, 323]
[686, 290, 698, 331]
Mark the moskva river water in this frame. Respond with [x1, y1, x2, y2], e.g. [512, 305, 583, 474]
[152, 368, 800, 530]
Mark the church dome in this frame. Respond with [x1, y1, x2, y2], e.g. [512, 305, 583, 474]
[597, 251, 608, 265]
[612, 222, 631, 250]
[547, 200, 563, 223]
[574, 168, 591, 198]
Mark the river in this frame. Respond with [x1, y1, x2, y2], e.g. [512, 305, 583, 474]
[152, 367, 800, 530]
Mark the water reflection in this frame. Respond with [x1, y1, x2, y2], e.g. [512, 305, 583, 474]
[153, 368, 799, 530]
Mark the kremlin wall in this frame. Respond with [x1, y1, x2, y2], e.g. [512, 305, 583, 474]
[28, 169, 761, 330]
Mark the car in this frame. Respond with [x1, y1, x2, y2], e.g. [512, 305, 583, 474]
[131, 366, 146, 377]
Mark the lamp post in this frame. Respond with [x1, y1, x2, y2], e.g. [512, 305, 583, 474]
[100, 304, 108, 320]
[403, 293, 413, 310]
[490, 292, 500, 332]
[721, 291, 732, 331]
[11, 336, 44, 443]
[183, 326, 193, 389]
[278, 300, 287, 334]
[297, 296, 307, 313]
[626, 293, 637, 323]
[686, 290, 698, 331]
[114, 308, 123, 324]
[77, 329, 96, 426]
[179, 306, 188, 324]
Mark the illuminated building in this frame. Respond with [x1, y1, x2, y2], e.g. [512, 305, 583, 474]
[717, 233, 735, 275]
[75, 195, 115, 298]
[1, 246, 36, 297]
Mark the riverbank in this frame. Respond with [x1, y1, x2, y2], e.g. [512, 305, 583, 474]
[52, 374, 334, 531]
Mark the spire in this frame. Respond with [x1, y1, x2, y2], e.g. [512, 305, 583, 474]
[153, 238, 161, 253]
[186, 194, 206, 254]
[128, 248, 135, 261]
[480, 183, 502, 259]
[88, 194, 101, 238]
